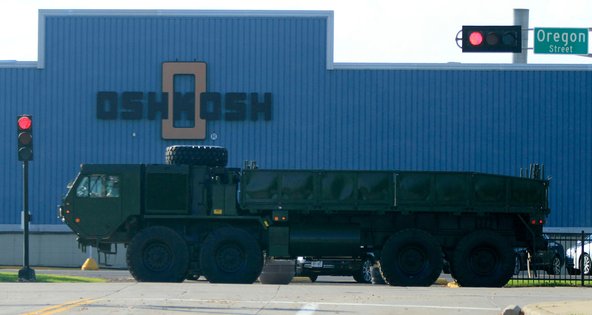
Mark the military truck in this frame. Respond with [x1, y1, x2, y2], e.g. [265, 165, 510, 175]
[58, 146, 550, 287]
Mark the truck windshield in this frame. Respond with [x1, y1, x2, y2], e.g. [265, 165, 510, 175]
[76, 175, 120, 198]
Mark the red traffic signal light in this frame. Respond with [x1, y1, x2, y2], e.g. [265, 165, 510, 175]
[468, 31, 484, 46]
[17, 115, 33, 161]
[462, 26, 522, 53]
[18, 116, 32, 130]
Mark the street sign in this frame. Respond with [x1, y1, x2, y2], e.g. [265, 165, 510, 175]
[534, 28, 588, 54]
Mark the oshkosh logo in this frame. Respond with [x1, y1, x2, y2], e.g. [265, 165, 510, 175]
[96, 62, 272, 140]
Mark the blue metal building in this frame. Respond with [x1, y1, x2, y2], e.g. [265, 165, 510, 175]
[1, 10, 591, 231]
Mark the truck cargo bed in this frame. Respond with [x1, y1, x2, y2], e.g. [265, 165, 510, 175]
[239, 169, 548, 214]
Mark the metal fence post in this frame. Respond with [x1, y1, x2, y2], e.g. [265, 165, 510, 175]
[581, 230, 585, 287]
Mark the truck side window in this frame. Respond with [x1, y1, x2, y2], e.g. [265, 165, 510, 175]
[89, 176, 105, 197]
[76, 175, 120, 198]
[76, 177, 90, 197]
[106, 176, 120, 197]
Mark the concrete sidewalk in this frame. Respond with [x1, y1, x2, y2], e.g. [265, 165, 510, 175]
[520, 300, 592, 315]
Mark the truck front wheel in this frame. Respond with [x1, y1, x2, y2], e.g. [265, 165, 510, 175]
[451, 230, 515, 287]
[379, 229, 443, 286]
[200, 227, 263, 284]
[126, 226, 189, 282]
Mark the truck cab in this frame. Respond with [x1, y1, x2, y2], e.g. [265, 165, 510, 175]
[59, 162, 241, 245]
[60, 164, 141, 241]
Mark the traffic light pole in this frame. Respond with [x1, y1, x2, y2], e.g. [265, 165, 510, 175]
[513, 9, 529, 64]
[18, 160, 36, 282]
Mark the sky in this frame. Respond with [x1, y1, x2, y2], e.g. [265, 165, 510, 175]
[1, 0, 591, 64]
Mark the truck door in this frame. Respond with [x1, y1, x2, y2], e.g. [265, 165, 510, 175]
[71, 174, 122, 237]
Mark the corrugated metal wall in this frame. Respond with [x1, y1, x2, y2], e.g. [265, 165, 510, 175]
[1, 11, 591, 228]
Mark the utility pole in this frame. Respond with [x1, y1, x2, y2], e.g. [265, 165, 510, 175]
[513, 9, 529, 64]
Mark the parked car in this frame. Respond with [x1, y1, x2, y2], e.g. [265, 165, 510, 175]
[566, 234, 592, 275]
[295, 256, 373, 283]
[513, 234, 565, 275]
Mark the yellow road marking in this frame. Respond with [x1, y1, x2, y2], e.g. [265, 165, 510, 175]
[22, 298, 97, 315]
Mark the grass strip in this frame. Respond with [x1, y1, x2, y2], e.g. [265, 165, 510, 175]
[0, 272, 106, 283]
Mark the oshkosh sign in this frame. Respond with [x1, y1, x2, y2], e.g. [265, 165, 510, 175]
[96, 62, 272, 140]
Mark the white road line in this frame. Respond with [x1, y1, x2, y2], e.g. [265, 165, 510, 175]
[116, 298, 500, 312]
[296, 303, 318, 315]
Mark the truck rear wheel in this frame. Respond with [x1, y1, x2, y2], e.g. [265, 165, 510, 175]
[379, 229, 442, 286]
[451, 230, 515, 287]
[126, 226, 189, 282]
[200, 227, 263, 284]
[165, 145, 228, 167]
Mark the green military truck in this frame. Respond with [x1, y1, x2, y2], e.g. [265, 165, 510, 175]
[59, 146, 550, 287]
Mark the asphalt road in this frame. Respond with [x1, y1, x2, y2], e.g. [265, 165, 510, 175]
[1, 271, 591, 315]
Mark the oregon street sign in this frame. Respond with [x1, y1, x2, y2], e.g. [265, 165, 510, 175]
[534, 28, 588, 54]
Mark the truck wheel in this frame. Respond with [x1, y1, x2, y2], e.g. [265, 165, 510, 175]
[126, 226, 189, 282]
[308, 275, 318, 282]
[200, 227, 263, 284]
[352, 258, 373, 283]
[451, 230, 514, 287]
[380, 229, 442, 286]
[165, 145, 228, 167]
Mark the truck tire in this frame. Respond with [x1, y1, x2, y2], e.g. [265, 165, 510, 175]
[451, 230, 515, 287]
[259, 259, 295, 284]
[165, 145, 228, 167]
[200, 227, 263, 284]
[352, 258, 373, 283]
[126, 226, 189, 282]
[379, 229, 442, 286]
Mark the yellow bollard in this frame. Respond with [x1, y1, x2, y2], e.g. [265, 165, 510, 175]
[81, 257, 99, 270]
[81, 246, 99, 270]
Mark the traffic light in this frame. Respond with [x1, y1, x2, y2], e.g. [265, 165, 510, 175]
[17, 115, 33, 161]
[462, 26, 522, 53]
